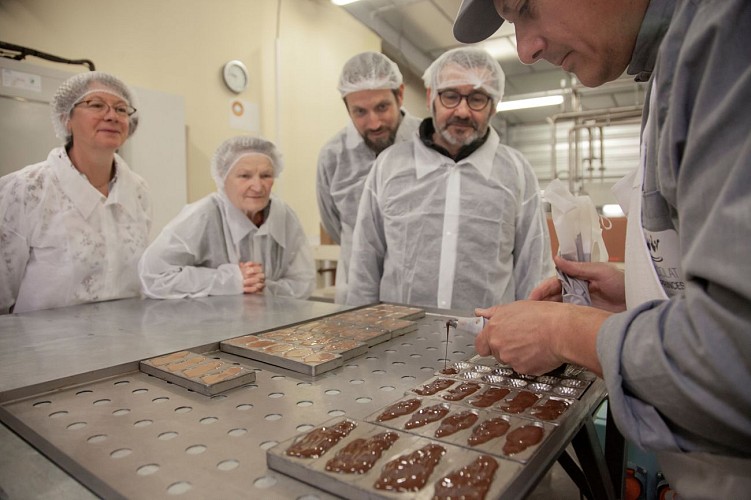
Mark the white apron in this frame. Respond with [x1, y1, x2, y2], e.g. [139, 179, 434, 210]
[612, 85, 751, 498]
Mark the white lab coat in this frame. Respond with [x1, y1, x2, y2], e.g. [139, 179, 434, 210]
[139, 192, 315, 300]
[317, 112, 422, 303]
[0, 147, 152, 314]
[346, 127, 553, 310]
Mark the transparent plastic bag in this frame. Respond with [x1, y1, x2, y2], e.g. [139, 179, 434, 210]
[544, 179, 608, 305]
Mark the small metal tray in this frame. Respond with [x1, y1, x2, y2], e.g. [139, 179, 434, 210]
[139, 351, 255, 396]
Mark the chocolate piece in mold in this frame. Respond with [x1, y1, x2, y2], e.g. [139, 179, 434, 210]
[201, 366, 243, 384]
[413, 378, 455, 396]
[530, 398, 569, 421]
[468, 417, 511, 446]
[285, 420, 357, 458]
[442, 381, 482, 401]
[503, 424, 544, 455]
[434, 410, 479, 438]
[468, 387, 510, 408]
[167, 355, 206, 372]
[149, 351, 190, 366]
[373, 443, 446, 492]
[404, 403, 450, 430]
[376, 398, 422, 422]
[433, 454, 499, 500]
[324, 431, 399, 473]
[499, 390, 540, 414]
[182, 360, 222, 378]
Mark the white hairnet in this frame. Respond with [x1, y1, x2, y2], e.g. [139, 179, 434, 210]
[422, 47, 505, 106]
[337, 52, 403, 97]
[51, 71, 139, 143]
[210, 136, 284, 189]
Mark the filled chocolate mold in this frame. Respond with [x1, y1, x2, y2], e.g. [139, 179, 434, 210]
[220, 305, 424, 375]
[365, 398, 553, 463]
[267, 419, 524, 499]
[139, 350, 255, 396]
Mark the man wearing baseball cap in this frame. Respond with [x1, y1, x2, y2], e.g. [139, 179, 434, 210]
[453, 0, 751, 496]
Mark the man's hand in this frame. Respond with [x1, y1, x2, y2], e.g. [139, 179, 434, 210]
[529, 256, 627, 313]
[474, 300, 609, 376]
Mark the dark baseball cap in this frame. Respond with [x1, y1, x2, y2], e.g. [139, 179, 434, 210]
[453, 0, 505, 43]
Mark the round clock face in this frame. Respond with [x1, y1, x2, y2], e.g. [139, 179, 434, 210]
[223, 60, 248, 93]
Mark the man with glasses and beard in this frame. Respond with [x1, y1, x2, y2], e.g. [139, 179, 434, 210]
[316, 52, 421, 303]
[346, 47, 552, 310]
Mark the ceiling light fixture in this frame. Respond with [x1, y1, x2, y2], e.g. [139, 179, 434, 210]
[497, 95, 564, 112]
[331, 0, 360, 5]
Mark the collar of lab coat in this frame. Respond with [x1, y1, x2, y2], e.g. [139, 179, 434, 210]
[52, 147, 142, 221]
[413, 126, 499, 180]
[219, 193, 288, 249]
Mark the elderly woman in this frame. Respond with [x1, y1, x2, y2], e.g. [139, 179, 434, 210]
[0, 72, 151, 315]
[139, 136, 315, 299]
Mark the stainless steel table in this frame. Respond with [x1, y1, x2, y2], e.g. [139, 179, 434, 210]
[0, 296, 621, 499]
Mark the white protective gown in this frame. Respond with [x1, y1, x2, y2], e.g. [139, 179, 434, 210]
[139, 192, 315, 300]
[346, 127, 553, 310]
[317, 112, 421, 303]
[0, 147, 152, 314]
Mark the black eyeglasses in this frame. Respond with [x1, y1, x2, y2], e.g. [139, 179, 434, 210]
[74, 99, 137, 117]
[437, 90, 492, 111]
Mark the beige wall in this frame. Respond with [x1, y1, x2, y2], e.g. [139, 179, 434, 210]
[401, 67, 430, 120]
[0, 0, 388, 240]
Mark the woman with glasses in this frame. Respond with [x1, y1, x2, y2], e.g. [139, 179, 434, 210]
[138, 136, 315, 300]
[0, 71, 151, 314]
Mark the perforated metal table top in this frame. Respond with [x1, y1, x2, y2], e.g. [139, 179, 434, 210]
[0, 296, 605, 499]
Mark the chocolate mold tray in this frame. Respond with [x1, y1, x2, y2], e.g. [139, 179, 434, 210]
[316, 318, 415, 343]
[267, 416, 523, 500]
[466, 356, 595, 380]
[220, 335, 344, 376]
[218, 305, 425, 376]
[439, 359, 593, 399]
[139, 350, 255, 396]
[364, 397, 555, 464]
[409, 376, 576, 424]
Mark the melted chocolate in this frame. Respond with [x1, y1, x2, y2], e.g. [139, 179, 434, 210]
[499, 390, 540, 414]
[468, 387, 510, 408]
[439, 367, 459, 375]
[433, 454, 499, 500]
[285, 420, 357, 458]
[530, 399, 569, 421]
[503, 425, 544, 455]
[413, 378, 455, 396]
[444, 321, 450, 372]
[404, 404, 450, 429]
[435, 410, 479, 438]
[376, 398, 421, 422]
[373, 443, 446, 492]
[442, 382, 482, 401]
[468, 417, 510, 446]
[324, 432, 399, 474]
